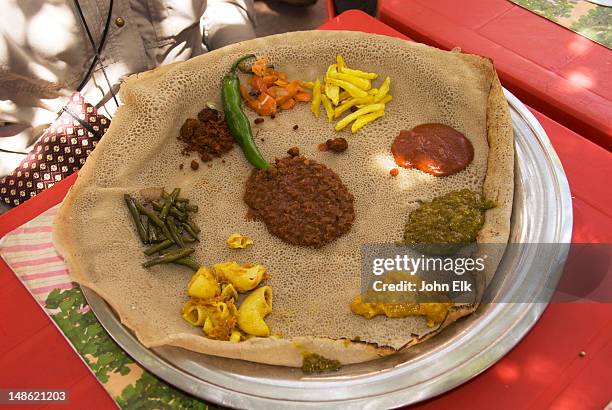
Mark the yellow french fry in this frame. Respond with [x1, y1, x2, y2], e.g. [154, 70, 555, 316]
[368, 88, 378, 95]
[320, 94, 334, 122]
[338, 90, 351, 102]
[327, 78, 368, 98]
[379, 94, 393, 105]
[357, 94, 392, 108]
[324, 64, 340, 105]
[328, 71, 371, 90]
[374, 77, 391, 102]
[336, 54, 378, 79]
[334, 96, 374, 119]
[327, 63, 338, 76]
[311, 78, 321, 117]
[351, 110, 385, 133]
[336, 54, 346, 71]
[301, 81, 315, 89]
[325, 82, 339, 105]
[342, 67, 379, 80]
[335, 103, 385, 131]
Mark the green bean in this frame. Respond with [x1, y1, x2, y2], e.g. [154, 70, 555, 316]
[124, 194, 148, 244]
[147, 219, 158, 243]
[142, 248, 194, 268]
[135, 201, 163, 226]
[160, 249, 199, 270]
[186, 217, 201, 234]
[183, 236, 196, 243]
[160, 188, 180, 220]
[173, 257, 200, 271]
[184, 204, 198, 213]
[134, 201, 173, 242]
[167, 215, 185, 248]
[144, 239, 173, 256]
[152, 202, 185, 222]
[175, 201, 186, 212]
[182, 222, 200, 241]
[156, 229, 167, 242]
[170, 206, 186, 221]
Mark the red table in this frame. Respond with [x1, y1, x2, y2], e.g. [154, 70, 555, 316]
[378, 0, 612, 152]
[1, 10, 611, 410]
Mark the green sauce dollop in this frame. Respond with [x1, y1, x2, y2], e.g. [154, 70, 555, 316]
[404, 189, 494, 247]
[301, 352, 342, 374]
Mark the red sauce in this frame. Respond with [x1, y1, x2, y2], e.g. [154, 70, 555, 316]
[391, 124, 474, 177]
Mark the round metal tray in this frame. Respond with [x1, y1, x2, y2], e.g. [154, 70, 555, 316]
[82, 89, 573, 409]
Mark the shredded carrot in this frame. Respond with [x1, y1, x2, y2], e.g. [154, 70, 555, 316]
[246, 92, 277, 116]
[294, 92, 312, 102]
[280, 98, 296, 110]
[240, 57, 311, 116]
[251, 57, 269, 77]
[262, 75, 278, 86]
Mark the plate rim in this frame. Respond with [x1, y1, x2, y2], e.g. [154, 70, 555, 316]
[81, 88, 573, 409]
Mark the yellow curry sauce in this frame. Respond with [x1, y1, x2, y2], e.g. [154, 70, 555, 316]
[351, 296, 452, 328]
[351, 273, 452, 327]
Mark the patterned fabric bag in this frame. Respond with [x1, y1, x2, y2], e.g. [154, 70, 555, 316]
[0, 93, 110, 207]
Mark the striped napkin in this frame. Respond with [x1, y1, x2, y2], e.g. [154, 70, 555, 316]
[0, 205, 213, 409]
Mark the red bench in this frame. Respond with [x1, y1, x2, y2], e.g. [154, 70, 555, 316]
[378, 0, 612, 152]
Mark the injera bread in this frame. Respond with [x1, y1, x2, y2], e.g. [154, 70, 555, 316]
[53, 31, 514, 367]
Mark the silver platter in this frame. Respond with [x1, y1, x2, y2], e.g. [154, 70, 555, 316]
[82, 89, 573, 409]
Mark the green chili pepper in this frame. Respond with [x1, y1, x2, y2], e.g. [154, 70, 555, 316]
[222, 54, 270, 169]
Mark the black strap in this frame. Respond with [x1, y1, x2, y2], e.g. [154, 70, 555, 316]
[61, 105, 102, 139]
[0, 147, 29, 155]
[73, 0, 117, 106]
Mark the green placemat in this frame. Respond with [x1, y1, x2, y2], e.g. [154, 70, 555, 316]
[46, 286, 220, 409]
[510, 0, 611, 48]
